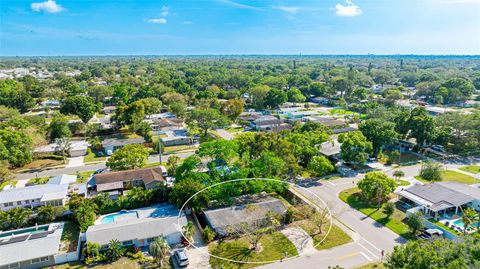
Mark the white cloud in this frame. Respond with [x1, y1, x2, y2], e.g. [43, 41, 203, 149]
[273, 6, 300, 14]
[161, 6, 169, 17]
[148, 18, 167, 24]
[335, 0, 362, 17]
[183, 21, 194, 25]
[31, 0, 64, 13]
[218, 0, 261, 10]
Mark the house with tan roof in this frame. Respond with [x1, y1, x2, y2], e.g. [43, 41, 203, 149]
[88, 167, 166, 198]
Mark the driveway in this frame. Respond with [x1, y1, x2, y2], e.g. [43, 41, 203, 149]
[214, 129, 234, 140]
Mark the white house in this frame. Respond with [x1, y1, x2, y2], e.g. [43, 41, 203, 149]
[0, 184, 69, 211]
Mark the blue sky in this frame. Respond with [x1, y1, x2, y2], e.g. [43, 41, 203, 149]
[1, 0, 479, 55]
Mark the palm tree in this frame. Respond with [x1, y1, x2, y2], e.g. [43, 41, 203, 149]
[83, 241, 100, 259]
[182, 221, 196, 244]
[461, 208, 477, 235]
[106, 239, 122, 262]
[55, 137, 71, 164]
[149, 236, 170, 267]
[36, 205, 58, 223]
[8, 207, 32, 228]
[393, 170, 405, 181]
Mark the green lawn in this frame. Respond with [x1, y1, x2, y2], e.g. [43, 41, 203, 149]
[209, 232, 298, 269]
[163, 145, 194, 153]
[143, 161, 167, 168]
[50, 257, 140, 269]
[415, 170, 477, 184]
[339, 188, 413, 239]
[26, 176, 50, 186]
[298, 221, 352, 250]
[76, 171, 94, 183]
[225, 127, 244, 133]
[397, 180, 410, 186]
[459, 165, 480, 174]
[83, 150, 106, 163]
[60, 221, 80, 252]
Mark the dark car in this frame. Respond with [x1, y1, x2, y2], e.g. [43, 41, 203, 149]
[173, 249, 189, 267]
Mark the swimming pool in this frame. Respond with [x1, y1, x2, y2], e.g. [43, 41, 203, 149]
[100, 211, 138, 224]
[453, 219, 480, 229]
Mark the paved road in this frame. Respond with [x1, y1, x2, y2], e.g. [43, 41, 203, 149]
[14, 151, 195, 181]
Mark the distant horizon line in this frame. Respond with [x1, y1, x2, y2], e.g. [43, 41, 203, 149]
[1, 53, 480, 58]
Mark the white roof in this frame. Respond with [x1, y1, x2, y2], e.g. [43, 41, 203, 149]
[0, 184, 68, 204]
[0, 223, 63, 266]
[86, 215, 187, 245]
[48, 174, 77, 185]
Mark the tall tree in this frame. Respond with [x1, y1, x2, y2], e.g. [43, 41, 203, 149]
[359, 119, 398, 156]
[106, 144, 149, 171]
[338, 131, 372, 166]
[186, 108, 230, 137]
[148, 237, 170, 267]
[60, 96, 98, 124]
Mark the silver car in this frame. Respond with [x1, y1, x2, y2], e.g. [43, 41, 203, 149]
[174, 249, 189, 267]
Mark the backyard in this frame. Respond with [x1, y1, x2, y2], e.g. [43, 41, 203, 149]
[339, 187, 413, 239]
[414, 170, 477, 184]
[60, 221, 80, 252]
[209, 231, 298, 269]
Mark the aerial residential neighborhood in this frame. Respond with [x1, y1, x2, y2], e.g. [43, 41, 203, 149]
[1, 0, 480, 269]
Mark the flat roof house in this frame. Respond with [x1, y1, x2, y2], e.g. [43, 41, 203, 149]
[0, 222, 67, 269]
[319, 139, 342, 161]
[398, 182, 480, 218]
[34, 140, 89, 157]
[89, 167, 166, 198]
[101, 137, 145, 155]
[203, 194, 287, 237]
[86, 204, 187, 248]
[0, 184, 68, 211]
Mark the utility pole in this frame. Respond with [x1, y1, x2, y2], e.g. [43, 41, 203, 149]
[157, 133, 163, 165]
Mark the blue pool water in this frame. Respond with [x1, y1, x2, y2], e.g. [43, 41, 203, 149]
[453, 219, 480, 229]
[101, 211, 138, 224]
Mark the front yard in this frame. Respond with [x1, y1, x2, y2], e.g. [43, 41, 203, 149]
[339, 188, 413, 239]
[298, 220, 352, 250]
[209, 231, 298, 269]
[459, 165, 480, 174]
[50, 257, 140, 269]
[83, 149, 106, 163]
[76, 170, 95, 183]
[414, 170, 476, 184]
[26, 176, 50, 186]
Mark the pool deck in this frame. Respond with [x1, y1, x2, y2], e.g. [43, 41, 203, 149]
[95, 203, 180, 225]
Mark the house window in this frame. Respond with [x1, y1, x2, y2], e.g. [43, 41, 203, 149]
[4, 202, 13, 207]
[25, 200, 30, 204]
[8, 262, 20, 269]
[31, 257, 49, 264]
[147, 237, 157, 243]
[122, 240, 133, 246]
[17, 201, 22, 205]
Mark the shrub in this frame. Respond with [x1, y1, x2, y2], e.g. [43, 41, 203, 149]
[202, 226, 216, 243]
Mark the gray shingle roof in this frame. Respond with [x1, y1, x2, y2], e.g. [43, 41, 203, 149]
[0, 184, 68, 204]
[319, 140, 342, 156]
[203, 195, 287, 235]
[401, 182, 480, 212]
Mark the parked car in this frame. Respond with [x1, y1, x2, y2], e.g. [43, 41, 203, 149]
[173, 249, 189, 267]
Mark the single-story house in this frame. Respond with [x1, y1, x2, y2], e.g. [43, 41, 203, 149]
[203, 194, 287, 237]
[332, 125, 358, 134]
[148, 118, 184, 133]
[86, 204, 187, 248]
[310, 97, 329, 105]
[40, 100, 60, 109]
[0, 222, 66, 269]
[102, 106, 116, 115]
[0, 184, 69, 211]
[34, 140, 89, 157]
[398, 182, 480, 219]
[162, 136, 192, 146]
[101, 137, 145, 155]
[252, 115, 280, 129]
[48, 174, 77, 185]
[89, 167, 166, 197]
[319, 139, 342, 161]
[238, 111, 263, 122]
